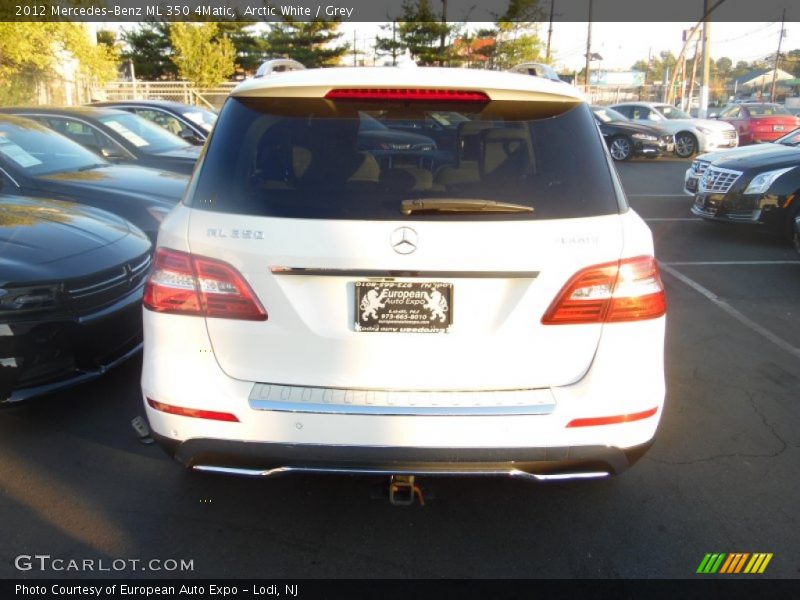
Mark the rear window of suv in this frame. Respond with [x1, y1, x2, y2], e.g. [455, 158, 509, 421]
[189, 96, 620, 221]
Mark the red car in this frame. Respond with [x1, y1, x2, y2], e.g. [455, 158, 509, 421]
[714, 103, 800, 145]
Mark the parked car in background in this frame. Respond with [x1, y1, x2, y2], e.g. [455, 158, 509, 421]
[1, 195, 151, 404]
[509, 62, 563, 82]
[91, 100, 217, 145]
[683, 127, 800, 195]
[611, 101, 738, 158]
[357, 112, 439, 169]
[0, 107, 201, 175]
[142, 67, 666, 483]
[0, 115, 187, 241]
[254, 58, 306, 78]
[712, 103, 800, 145]
[591, 105, 674, 161]
[689, 143, 800, 242]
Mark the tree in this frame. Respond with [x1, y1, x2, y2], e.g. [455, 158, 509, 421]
[490, 22, 543, 70]
[169, 23, 236, 87]
[216, 21, 266, 73]
[716, 56, 732, 76]
[0, 22, 118, 105]
[375, 20, 407, 66]
[263, 19, 349, 68]
[397, 0, 456, 66]
[121, 22, 175, 80]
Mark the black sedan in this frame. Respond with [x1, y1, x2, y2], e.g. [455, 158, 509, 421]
[591, 105, 674, 161]
[90, 99, 217, 145]
[0, 106, 201, 175]
[358, 113, 439, 169]
[690, 144, 800, 242]
[0, 115, 187, 241]
[1, 195, 151, 404]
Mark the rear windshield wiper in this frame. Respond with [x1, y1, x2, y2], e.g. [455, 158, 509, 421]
[401, 198, 534, 215]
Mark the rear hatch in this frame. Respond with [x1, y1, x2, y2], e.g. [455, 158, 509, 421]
[747, 105, 800, 136]
[180, 80, 626, 390]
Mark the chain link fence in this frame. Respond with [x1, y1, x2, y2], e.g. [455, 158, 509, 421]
[94, 81, 238, 109]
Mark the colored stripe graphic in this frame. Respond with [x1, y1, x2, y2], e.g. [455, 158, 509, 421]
[697, 553, 726, 573]
[698, 553, 773, 574]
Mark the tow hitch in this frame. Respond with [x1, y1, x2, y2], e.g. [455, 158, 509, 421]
[388, 475, 425, 506]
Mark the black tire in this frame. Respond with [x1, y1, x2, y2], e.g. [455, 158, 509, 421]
[609, 135, 633, 161]
[783, 204, 800, 245]
[793, 224, 800, 254]
[674, 132, 698, 158]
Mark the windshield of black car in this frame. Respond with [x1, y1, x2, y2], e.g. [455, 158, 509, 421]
[593, 107, 628, 123]
[776, 128, 800, 146]
[189, 97, 619, 221]
[98, 112, 191, 153]
[182, 107, 218, 131]
[0, 118, 106, 175]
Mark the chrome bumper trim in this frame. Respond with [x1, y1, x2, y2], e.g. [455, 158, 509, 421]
[249, 383, 556, 416]
[192, 464, 610, 482]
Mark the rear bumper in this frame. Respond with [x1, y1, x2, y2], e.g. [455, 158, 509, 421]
[142, 310, 665, 473]
[154, 433, 654, 479]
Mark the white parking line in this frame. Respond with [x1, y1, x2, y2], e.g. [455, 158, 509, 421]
[628, 194, 691, 198]
[660, 264, 800, 361]
[644, 218, 701, 222]
[663, 260, 800, 266]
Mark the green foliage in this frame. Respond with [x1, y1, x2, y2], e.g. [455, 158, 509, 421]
[716, 56, 732, 75]
[263, 19, 349, 68]
[490, 22, 542, 70]
[0, 22, 118, 105]
[121, 22, 175, 80]
[169, 23, 237, 87]
[397, 0, 456, 66]
[216, 21, 266, 73]
[376, 21, 407, 66]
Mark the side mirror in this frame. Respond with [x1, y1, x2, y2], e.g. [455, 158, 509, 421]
[708, 113, 719, 119]
[100, 147, 125, 161]
[179, 128, 201, 144]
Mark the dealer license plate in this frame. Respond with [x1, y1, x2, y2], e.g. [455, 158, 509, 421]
[355, 281, 453, 333]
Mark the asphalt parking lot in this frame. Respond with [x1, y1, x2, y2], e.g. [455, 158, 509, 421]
[1, 157, 799, 579]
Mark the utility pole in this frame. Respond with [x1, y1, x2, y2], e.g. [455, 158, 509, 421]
[353, 29, 357, 67]
[440, 0, 448, 62]
[392, 20, 398, 67]
[546, 0, 555, 62]
[699, 0, 712, 116]
[770, 8, 786, 102]
[584, 0, 593, 89]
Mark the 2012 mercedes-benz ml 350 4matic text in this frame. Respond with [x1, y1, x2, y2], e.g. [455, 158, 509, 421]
[142, 68, 666, 482]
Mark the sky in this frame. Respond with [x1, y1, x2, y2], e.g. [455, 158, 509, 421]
[331, 21, 799, 72]
[543, 21, 798, 72]
[106, 20, 799, 73]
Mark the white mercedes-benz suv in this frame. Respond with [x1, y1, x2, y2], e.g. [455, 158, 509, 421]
[142, 68, 666, 482]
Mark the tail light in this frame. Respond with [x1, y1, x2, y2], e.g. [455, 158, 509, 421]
[542, 256, 665, 325]
[324, 88, 490, 103]
[566, 407, 659, 427]
[144, 248, 267, 321]
[147, 398, 239, 422]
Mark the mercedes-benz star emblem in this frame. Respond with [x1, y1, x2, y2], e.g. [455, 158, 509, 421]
[390, 227, 418, 255]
